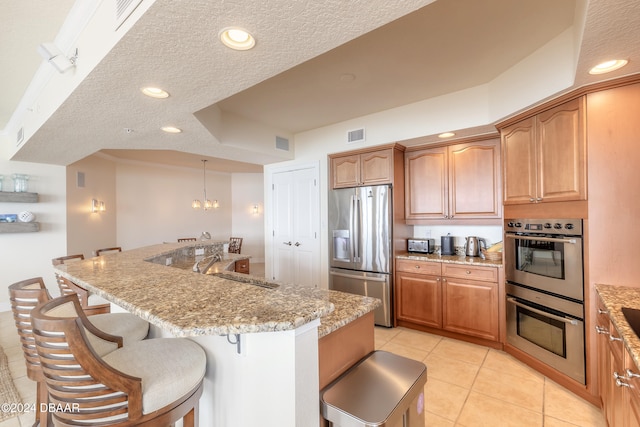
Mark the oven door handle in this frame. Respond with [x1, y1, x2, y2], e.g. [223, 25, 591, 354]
[505, 234, 577, 244]
[506, 297, 579, 325]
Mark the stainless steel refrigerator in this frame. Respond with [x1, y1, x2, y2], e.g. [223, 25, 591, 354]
[329, 184, 393, 327]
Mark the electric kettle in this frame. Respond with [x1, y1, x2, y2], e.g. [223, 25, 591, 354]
[465, 236, 487, 257]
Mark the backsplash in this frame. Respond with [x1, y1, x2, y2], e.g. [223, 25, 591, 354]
[412, 225, 503, 252]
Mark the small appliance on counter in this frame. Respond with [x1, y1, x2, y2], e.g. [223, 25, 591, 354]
[407, 238, 435, 254]
[440, 234, 456, 255]
[464, 236, 488, 257]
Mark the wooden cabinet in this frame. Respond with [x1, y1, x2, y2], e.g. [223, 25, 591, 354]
[234, 259, 250, 274]
[404, 137, 501, 223]
[395, 260, 442, 328]
[596, 297, 640, 427]
[500, 97, 586, 205]
[329, 145, 404, 189]
[395, 259, 500, 343]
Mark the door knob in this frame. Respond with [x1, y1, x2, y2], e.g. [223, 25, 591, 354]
[283, 241, 292, 246]
[295, 242, 301, 247]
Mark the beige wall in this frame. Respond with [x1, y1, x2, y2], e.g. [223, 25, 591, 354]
[66, 155, 117, 257]
[231, 173, 265, 262]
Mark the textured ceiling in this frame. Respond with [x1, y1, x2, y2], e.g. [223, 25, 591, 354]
[3, 0, 640, 171]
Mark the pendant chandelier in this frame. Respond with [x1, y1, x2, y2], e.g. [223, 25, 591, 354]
[192, 160, 218, 210]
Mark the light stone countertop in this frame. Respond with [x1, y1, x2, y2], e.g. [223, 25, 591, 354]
[396, 251, 503, 267]
[53, 242, 379, 338]
[596, 284, 640, 370]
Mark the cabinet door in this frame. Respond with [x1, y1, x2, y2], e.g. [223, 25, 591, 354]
[442, 277, 498, 341]
[331, 155, 360, 188]
[537, 97, 587, 202]
[395, 272, 442, 328]
[449, 139, 501, 218]
[405, 146, 448, 219]
[501, 117, 537, 204]
[360, 149, 393, 185]
[625, 347, 640, 427]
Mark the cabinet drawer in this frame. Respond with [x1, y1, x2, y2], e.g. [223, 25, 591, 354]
[396, 259, 441, 276]
[235, 259, 250, 274]
[441, 264, 498, 283]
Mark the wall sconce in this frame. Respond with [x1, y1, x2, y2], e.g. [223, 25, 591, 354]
[252, 204, 259, 215]
[91, 199, 106, 213]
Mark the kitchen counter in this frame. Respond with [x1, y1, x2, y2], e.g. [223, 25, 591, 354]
[53, 242, 380, 427]
[396, 251, 503, 267]
[596, 284, 640, 370]
[53, 242, 379, 337]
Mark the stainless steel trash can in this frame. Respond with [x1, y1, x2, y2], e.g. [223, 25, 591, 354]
[320, 350, 427, 427]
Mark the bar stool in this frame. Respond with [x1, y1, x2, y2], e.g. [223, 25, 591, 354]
[31, 294, 205, 427]
[8, 278, 150, 427]
[96, 246, 122, 256]
[52, 254, 110, 315]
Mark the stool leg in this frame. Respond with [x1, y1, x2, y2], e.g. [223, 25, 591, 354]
[35, 380, 51, 426]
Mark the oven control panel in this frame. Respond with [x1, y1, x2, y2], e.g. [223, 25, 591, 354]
[504, 218, 582, 236]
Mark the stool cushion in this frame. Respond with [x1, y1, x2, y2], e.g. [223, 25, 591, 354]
[88, 313, 150, 353]
[103, 338, 206, 414]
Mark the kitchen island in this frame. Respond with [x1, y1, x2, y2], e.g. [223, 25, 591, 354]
[53, 242, 380, 427]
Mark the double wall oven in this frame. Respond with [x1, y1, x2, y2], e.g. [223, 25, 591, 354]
[504, 218, 585, 384]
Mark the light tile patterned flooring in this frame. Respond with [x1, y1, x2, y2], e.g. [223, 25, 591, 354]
[375, 326, 606, 426]
[1, 309, 606, 427]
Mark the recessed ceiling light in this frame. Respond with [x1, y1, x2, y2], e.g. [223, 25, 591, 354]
[438, 132, 455, 138]
[219, 27, 255, 50]
[161, 126, 182, 134]
[589, 59, 629, 75]
[141, 87, 170, 98]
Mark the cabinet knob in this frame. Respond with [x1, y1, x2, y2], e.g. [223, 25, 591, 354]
[529, 198, 536, 203]
[598, 308, 608, 315]
[595, 326, 610, 335]
[414, 265, 420, 269]
[466, 270, 471, 274]
[536, 198, 543, 202]
[609, 335, 623, 342]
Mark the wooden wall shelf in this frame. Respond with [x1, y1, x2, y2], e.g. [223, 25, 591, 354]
[0, 191, 38, 203]
[0, 222, 40, 233]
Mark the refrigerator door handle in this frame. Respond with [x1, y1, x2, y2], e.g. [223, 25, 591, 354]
[329, 270, 387, 282]
[349, 195, 355, 262]
[354, 195, 362, 262]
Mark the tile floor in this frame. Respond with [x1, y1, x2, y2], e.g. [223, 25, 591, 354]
[1, 308, 606, 427]
[375, 326, 606, 427]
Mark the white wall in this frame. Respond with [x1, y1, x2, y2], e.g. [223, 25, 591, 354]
[0, 135, 67, 310]
[231, 173, 265, 262]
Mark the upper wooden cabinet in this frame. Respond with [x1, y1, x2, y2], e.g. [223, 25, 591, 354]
[329, 144, 404, 189]
[500, 97, 587, 205]
[404, 137, 501, 223]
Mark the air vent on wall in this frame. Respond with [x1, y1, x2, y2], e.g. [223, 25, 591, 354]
[347, 128, 365, 144]
[16, 127, 24, 147]
[115, 0, 143, 29]
[275, 136, 290, 151]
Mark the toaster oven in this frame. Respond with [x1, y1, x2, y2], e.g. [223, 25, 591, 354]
[407, 238, 435, 254]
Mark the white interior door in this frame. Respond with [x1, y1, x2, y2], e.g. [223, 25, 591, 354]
[271, 166, 319, 287]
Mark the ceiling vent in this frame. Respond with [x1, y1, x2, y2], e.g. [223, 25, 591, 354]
[347, 128, 365, 144]
[275, 136, 290, 151]
[115, 0, 143, 29]
[16, 127, 24, 147]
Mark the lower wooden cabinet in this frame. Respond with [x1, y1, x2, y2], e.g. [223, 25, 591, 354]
[597, 297, 640, 427]
[234, 259, 250, 274]
[395, 259, 500, 343]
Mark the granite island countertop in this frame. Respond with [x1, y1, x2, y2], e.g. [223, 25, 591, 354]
[396, 251, 503, 267]
[596, 284, 640, 370]
[53, 242, 379, 338]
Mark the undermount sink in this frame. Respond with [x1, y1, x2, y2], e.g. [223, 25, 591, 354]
[622, 307, 640, 338]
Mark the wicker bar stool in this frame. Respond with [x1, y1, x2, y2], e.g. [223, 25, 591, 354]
[31, 294, 205, 426]
[228, 237, 243, 254]
[8, 278, 150, 427]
